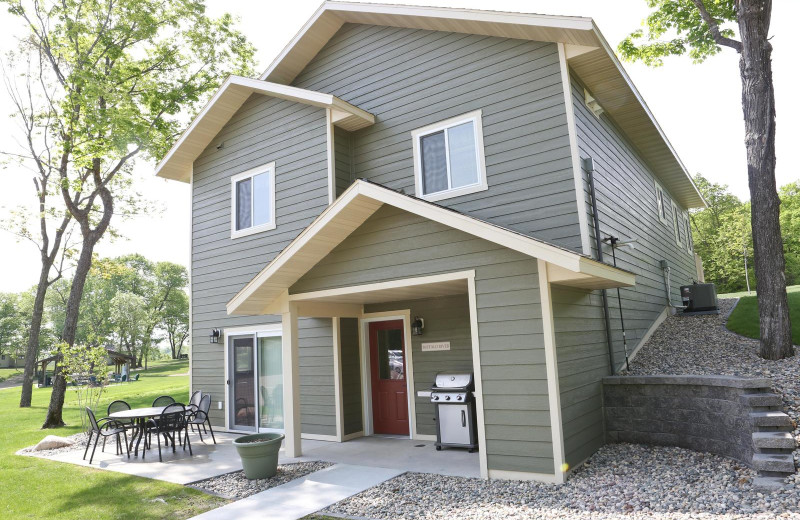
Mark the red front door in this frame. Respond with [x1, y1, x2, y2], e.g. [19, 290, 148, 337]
[369, 320, 409, 435]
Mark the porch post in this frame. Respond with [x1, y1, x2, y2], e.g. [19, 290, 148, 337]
[281, 302, 302, 457]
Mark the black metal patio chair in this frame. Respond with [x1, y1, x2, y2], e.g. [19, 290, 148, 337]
[144, 403, 192, 462]
[188, 394, 216, 444]
[152, 395, 175, 407]
[83, 407, 130, 464]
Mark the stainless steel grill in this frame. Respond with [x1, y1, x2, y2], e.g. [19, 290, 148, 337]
[430, 372, 478, 452]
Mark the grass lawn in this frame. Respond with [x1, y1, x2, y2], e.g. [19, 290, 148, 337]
[718, 284, 800, 299]
[726, 285, 800, 344]
[0, 359, 227, 519]
[0, 367, 22, 383]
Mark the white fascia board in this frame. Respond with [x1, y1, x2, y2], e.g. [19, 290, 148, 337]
[260, 1, 594, 81]
[589, 23, 707, 209]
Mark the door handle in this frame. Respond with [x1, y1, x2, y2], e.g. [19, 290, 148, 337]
[226, 380, 230, 385]
[461, 410, 466, 427]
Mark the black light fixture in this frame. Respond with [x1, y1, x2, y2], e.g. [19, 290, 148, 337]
[209, 328, 221, 344]
[411, 316, 424, 336]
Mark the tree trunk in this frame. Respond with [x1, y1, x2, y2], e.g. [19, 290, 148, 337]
[19, 265, 51, 407]
[42, 238, 97, 428]
[737, 0, 793, 359]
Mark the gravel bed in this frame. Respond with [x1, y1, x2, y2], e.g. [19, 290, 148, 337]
[17, 432, 91, 457]
[323, 443, 800, 519]
[190, 461, 333, 499]
[626, 298, 800, 481]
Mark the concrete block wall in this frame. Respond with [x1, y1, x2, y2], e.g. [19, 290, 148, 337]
[603, 375, 795, 487]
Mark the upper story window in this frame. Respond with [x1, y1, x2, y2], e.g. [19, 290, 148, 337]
[671, 201, 683, 247]
[411, 110, 488, 202]
[230, 162, 276, 239]
[655, 183, 669, 224]
[683, 213, 694, 253]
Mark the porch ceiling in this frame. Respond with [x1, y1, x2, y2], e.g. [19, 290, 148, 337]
[227, 180, 635, 316]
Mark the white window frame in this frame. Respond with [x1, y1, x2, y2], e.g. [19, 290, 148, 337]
[230, 162, 276, 239]
[411, 110, 488, 203]
[671, 201, 683, 246]
[654, 181, 669, 224]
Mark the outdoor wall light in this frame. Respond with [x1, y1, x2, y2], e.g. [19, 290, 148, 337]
[411, 316, 425, 336]
[209, 328, 221, 344]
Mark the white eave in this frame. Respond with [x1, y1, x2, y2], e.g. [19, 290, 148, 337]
[227, 180, 635, 316]
[258, 1, 705, 209]
[154, 75, 374, 182]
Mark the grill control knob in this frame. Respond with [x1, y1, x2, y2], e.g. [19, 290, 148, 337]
[433, 396, 439, 401]
[457, 395, 463, 401]
[445, 396, 451, 401]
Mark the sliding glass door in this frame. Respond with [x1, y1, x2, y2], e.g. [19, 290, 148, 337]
[228, 331, 283, 432]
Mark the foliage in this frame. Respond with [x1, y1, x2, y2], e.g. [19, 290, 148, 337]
[690, 175, 800, 293]
[618, 0, 739, 65]
[0, 293, 25, 358]
[57, 341, 108, 431]
[726, 286, 800, 345]
[109, 292, 148, 359]
[159, 289, 190, 360]
[0, 359, 227, 519]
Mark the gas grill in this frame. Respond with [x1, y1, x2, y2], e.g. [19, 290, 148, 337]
[430, 372, 478, 452]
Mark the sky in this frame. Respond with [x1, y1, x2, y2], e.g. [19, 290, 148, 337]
[0, 0, 798, 293]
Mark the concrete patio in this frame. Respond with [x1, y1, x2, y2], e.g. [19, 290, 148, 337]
[31, 431, 480, 484]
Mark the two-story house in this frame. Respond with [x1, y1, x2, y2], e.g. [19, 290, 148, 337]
[155, 2, 705, 484]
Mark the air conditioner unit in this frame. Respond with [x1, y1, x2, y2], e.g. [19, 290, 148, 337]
[680, 283, 720, 315]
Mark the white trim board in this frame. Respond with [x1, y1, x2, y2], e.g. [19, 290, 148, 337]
[155, 75, 374, 182]
[623, 305, 669, 370]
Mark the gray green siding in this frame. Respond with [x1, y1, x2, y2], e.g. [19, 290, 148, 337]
[339, 317, 363, 435]
[364, 295, 473, 437]
[292, 24, 583, 251]
[334, 126, 353, 197]
[298, 318, 337, 436]
[292, 205, 553, 475]
[191, 94, 329, 426]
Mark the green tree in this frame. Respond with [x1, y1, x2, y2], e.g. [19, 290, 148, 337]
[620, 0, 791, 360]
[779, 181, 800, 286]
[159, 290, 189, 360]
[109, 292, 148, 362]
[0, 293, 25, 360]
[2, 0, 255, 427]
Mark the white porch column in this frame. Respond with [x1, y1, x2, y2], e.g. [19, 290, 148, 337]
[281, 302, 302, 457]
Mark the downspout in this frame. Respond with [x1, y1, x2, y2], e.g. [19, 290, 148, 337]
[583, 157, 616, 375]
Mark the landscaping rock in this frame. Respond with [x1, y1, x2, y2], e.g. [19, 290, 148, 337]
[33, 435, 77, 451]
[189, 461, 332, 499]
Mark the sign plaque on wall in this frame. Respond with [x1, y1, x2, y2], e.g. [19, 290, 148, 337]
[421, 341, 450, 352]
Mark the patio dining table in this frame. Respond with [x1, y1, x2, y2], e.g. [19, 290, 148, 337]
[108, 406, 167, 457]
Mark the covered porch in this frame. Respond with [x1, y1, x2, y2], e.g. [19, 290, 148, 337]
[225, 180, 635, 482]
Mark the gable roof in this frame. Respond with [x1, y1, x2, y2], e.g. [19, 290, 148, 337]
[227, 180, 635, 316]
[260, 1, 705, 209]
[154, 76, 374, 182]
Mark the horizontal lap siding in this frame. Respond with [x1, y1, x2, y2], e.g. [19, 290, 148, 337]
[339, 317, 363, 435]
[552, 286, 609, 468]
[364, 295, 473, 437]
[291, 205, 553, 475]
[291, 24, 583, 252]
[334, 126, 353, 197]
[298, 318, 336, 436]
[571, 75, 697, 371]
[191, 94, 329, 427]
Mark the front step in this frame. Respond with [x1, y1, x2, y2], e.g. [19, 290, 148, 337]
[740, 393, 783, 408]
[752, 453, 796, 473]
[750, 411, 794, 428]
[753, 432, 796, 449]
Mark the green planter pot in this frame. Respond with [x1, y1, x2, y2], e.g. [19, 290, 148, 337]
[233, 433, 285, 479]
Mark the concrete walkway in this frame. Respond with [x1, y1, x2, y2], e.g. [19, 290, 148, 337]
[191, 464, 403, 520]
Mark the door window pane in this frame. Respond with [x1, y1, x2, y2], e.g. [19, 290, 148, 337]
[447, 122, 478, 188]
[258, 336, 283, 430]
[253, 172, 271, 226]
[377, 329, 404, 380]
[421, 131, 448, 195]
[236, 178, 252, 230]
[232, 337, 255, 428]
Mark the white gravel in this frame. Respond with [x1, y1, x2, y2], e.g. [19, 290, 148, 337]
[627, 298, 800, 480]
[17, 432, 90, 457]
[190, 461, 333, 499]
[323, 444, 800, 519]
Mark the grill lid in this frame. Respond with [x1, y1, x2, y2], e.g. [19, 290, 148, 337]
[433, 372, 474, 390]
